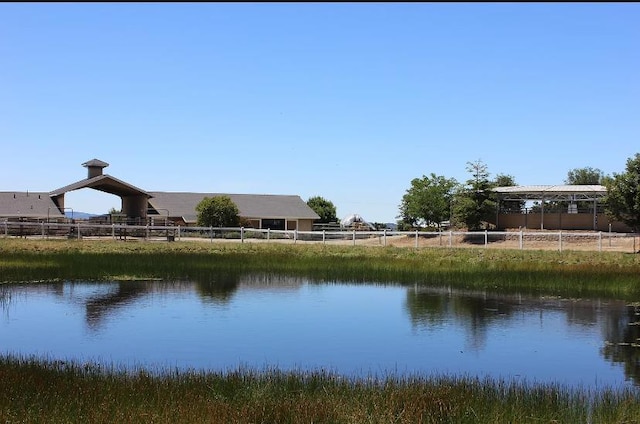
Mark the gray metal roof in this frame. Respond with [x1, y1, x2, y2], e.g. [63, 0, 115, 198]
[50, 175, 151, 197]
[82, 159, 109, 168]
[0, 192, 64, 219]
[492, 185, 607, 201]
[148, 192, 320, 223]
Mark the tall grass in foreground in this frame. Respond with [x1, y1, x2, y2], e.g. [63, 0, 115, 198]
[1, 239, 640, 299]
[1, 355, 639, 424]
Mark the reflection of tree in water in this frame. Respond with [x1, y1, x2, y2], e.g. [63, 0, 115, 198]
[601, 304, 640, 385]
[85, 281, 150, 330]
[405, 287, 514, 352]
[194, 272, 240, 305]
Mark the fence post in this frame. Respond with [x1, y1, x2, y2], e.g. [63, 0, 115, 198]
[598, 231, 602, 252]
[3, 221, 7, 237]
[559, 230, 562, 252]
[41, 222, 45, 238]
[323, 230, 326, 245]
[178, 226, 181, 241]
[519, 229, 523, 250]
[294, 229, 298, 244]
[267, 228, 270, 241]
[484, 230, 488, 248]
[210, 226, 213, 243]
[449, 231, 452, 248]
[146, 225, 149, 240]
[241, 227, 244, 243]
[77, 223, 81, 240]
[353, 230, 356, 246]
[415, 230, 419, 248]
[383, 229, 387, 247]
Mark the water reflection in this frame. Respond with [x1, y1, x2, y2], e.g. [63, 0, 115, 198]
[405, 286, 640, 385]
[1, 277, 640, 387]
[601, 304, 640, 383]
[406, 286, 516, 351]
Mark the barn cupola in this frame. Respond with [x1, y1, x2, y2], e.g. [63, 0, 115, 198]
[82, 159, 109, 179]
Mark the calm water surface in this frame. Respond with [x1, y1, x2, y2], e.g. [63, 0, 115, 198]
[1, 275, 639, 389]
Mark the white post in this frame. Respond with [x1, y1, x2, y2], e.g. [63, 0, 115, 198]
[77, 223, 80, 240]
[178, 225, 181, 241]
[267, 228, 270, 241]
[383, 229, 387, 247]
[415, 230, 418, 248]
[241, 227, 244, 243]
[484, 230, 488, 247]
[449, 231, 452, 248]
[323, 230, 326, 245]
[210, 226, 213, 243]
[598, 231, 602, 252]
[559, 230, 562, 252]
[352, 230, 356, 246]
[112, 224, 115, 240]
[41, 222, 45, 238]
[519, 229, 523, 250]
[146, 224, 149, 240]
[294, 229, 298, 244]
[3, 221, 7, 237]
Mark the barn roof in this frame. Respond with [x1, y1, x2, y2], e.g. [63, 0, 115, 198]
[0, 192, 64, 219]
[50, 174, 150, 197]
[492, 185, 607, 201]
[147, 192, 320, 223]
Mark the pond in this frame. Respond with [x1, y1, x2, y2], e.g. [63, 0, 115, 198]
[1, 275, 639, 389]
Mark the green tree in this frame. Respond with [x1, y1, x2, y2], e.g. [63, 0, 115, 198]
[398, 173, 458, 229]
[491, 173, 523, 213]
[196, 195, 240, 227]
[306, 196, 337, 223]
[565, 167, 605, 185]
[604, 153, 640, 232]
[452, 160, 495, 230]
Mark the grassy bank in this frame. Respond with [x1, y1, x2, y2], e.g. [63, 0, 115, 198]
[1, 239, 639, 299]
[1, 355, 639, 424]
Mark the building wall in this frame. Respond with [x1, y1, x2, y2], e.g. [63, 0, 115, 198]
[497, 213, 631, 232]
[297, 219, 313, 232]
[122, 195, 148, 218]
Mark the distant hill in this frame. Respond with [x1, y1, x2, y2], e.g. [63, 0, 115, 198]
[65, 211, 97, 220]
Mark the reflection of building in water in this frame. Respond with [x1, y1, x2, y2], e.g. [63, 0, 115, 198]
[48, 275, 307, 329]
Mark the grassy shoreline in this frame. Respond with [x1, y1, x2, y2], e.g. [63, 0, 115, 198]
[1, 355, 639, 423]
[1, 238, 639, 299]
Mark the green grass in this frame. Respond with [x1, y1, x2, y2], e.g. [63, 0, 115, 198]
[1, 239, 640, 299]
[1, 355, 639, 424]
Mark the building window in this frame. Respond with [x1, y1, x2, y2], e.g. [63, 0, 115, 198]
[261, 219, 285, 230]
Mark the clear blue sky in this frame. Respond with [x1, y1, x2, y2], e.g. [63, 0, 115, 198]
[2, 3, 638, 222]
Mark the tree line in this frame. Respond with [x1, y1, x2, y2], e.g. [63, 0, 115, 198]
[194, 153, 640, 233]
[397, 153, 640, 232]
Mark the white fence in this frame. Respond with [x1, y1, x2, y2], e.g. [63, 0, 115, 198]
[1, 221, 638, 253]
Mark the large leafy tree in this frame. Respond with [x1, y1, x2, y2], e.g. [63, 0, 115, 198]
[398, 173, 458, 229]
[604, 153, 640, 232]
[452, 160, 496, 230]
[196, 195, 240, 227]
[306, 196, 337, 223]
[565, 167, 605, 185]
